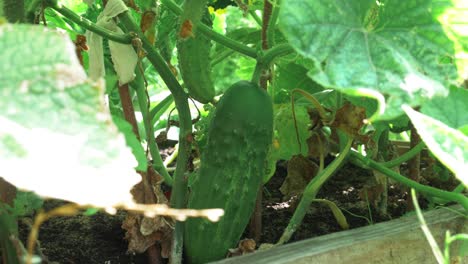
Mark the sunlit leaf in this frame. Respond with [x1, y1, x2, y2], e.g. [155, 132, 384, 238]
[403, 106, 467, 187]
[279, 0, 458, 120]
[0, 24, 140, 207]
[422, 86, 468, 129]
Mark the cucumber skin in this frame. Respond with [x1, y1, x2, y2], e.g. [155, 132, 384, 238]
[177, 1, 215, 104]
[177, 29, 215, 104]
[184, 81, 273, 264]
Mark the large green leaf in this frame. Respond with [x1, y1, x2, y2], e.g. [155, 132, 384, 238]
[422, 86, 468, 129]
[0, 24, 140, 207]
[279, 0, 459, 120]
[403, 106, 467, 187]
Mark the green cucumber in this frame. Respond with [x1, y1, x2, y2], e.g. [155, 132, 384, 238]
[177, 1, 215, 104]
[184, 81, 274, 263]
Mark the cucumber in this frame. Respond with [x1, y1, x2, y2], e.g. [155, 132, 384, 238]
[177, 0, 215, 104]
[184, 81, 274, 263]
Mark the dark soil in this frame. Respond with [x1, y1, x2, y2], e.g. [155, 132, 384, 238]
[260, 161, 407, 244]
[16, 154, 456, 264]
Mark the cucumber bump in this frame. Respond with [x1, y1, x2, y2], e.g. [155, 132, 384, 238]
[184, 81, 274, 263]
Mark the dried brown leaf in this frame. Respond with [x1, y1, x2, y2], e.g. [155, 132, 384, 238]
[227, 239, 256, 258]
[123, 166, 174, 255]
[280, 155, 319, 200]
[332, 103, 366, 138]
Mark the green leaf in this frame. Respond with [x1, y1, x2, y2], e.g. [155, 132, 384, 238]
[422, 86, 468, 129]
[435, 0, 468, 79]
[279, 0, 458, 120]
[12, 191, 43, 217]
[0, 24, 140, 207]
[459, 125, 468, 136]
[273, 104, 310, 160]
[272, 62, 324, 104]
[112, 116, 147, 171]
[403, 106, 467, 187]
[83, 207, 100, 216]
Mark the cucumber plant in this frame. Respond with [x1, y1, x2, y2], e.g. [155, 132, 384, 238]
[1, 0, 467, 264]
[185, 81, 273, 263]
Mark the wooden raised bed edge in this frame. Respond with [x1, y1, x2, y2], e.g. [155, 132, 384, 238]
[212, 205, 467, 264]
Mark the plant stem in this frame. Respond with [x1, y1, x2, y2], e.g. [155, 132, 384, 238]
[249, 0, 274, 240]
[0, 207, 19, 264]
[262, 43, 294, 66]
[118, 83, 141, 140]
[407, 123, 421, 211]
[380, 141, 425, 168]
[277, 137, 353, 245]
[132, 70, 173, 185]
[118, 11, 192, 264]
[266, 0, 280, 47]
[149, 94, 174, 126]
[258, 0, 273, 90]
[159, 0, 257, 58]
[251, 63, 263, 85]
[251, 44, 294, 85]
[25, 0, 42, 23]
[445, 233, 468, 263]
[249, 9, 262, 26]
[411, 189, 444, 264]
[261, 0, 273, 50]
[349, 151, 468, 211]
[44, 0, 132, 44]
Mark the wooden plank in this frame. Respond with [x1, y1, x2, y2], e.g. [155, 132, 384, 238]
[211, 205, 467, 264]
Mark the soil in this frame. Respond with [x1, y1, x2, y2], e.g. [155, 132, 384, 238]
[15, 150, 457, 264]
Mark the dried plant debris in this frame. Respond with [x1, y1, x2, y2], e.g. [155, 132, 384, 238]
[122, 166, 174, 257]
[280, 155, 319, 200]
[227, 239, 256, 258]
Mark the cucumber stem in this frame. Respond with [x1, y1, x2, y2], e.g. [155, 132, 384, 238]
[149, 94, 174, 126]
[350, 151, 468, 211]
[277, 136, 353, 245]
[44, 0, 132, 44]
[262, 43, 294, 66]
[380, 141, 425, 168]
[249, 9, 262, 26]
[266, 0, 281, 47]
[132, 70, 173, 185]
[118, 11, 192, 264]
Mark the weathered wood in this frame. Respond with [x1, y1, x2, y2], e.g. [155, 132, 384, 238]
[212, 205, 467, 264]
